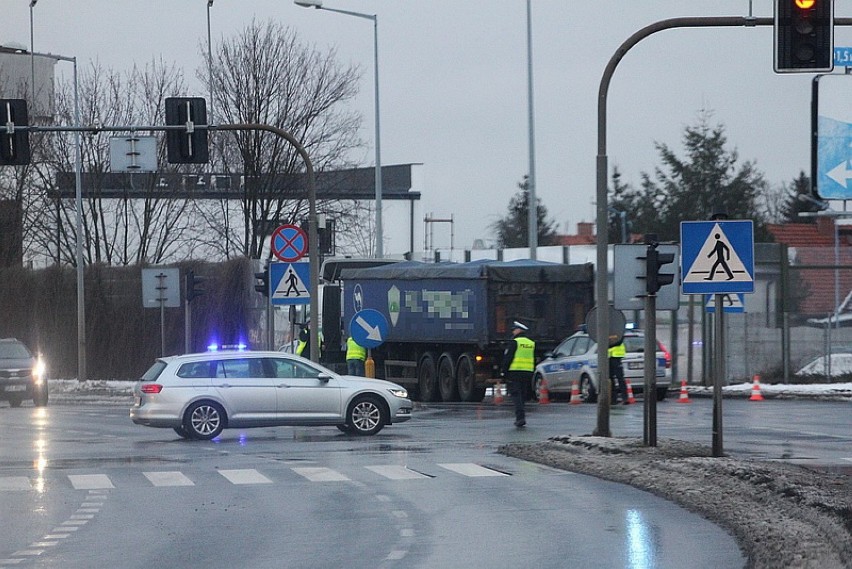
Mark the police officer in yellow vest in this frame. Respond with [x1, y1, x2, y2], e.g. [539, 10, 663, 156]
[296, 321, 323, 361]
[345, 336, 367, 376]
[607, 335, 628, 404]
[501, 321, 536, 427]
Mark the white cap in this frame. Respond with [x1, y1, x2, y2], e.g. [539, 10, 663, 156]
[512, 321, 528, 331]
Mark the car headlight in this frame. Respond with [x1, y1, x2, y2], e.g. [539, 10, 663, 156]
[32, 359, 46, 383]
[388, 388, 408, 399]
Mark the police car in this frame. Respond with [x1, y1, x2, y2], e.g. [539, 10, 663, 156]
[532, 330, 670, 402]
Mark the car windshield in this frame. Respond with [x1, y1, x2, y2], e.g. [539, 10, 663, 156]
[0, 342, 32, 359]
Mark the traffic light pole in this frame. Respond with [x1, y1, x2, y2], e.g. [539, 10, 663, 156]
[643, 290, 657, 447]
[593, 14, 852, 439]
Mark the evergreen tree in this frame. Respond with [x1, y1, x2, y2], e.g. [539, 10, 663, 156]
[779, 171, 825, 223]
[491, 176, 558, 248]
[609, 111, 770, 242]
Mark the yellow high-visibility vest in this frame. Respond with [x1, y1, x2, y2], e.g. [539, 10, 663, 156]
[608, 343, 626, 358]
[346, 337, 366, 361]
[508, 337, 536, 372]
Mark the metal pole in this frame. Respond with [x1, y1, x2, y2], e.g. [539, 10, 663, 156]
[298, 4, 383, 258]
[594, 16, 775, 436]
[644, 291, 657, 446]
[712, 294, 724, 457]
[217, 124, 319, 362]
[526, 0, 538, 259]
[29, 1, 37, 108]
[372, 15, 383, 258]
[72, 57, 86, 381]
[207, 0, 215, 125]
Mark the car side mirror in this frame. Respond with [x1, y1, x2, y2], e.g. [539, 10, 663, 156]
[544, 351, 554, 359]
[317, 373, 332, 383]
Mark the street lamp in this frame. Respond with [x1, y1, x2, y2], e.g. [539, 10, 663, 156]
[295, 0, 383, 258]
[525, 0, 538, 259]
[206, 0, 214, 125]
[29, 0, 37, 108]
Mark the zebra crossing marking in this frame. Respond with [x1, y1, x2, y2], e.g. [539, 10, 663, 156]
[438, 463, 509, 477]
[365, 465, 429, 480]
[144, 471, 195, 487]
[0, 477, 31, 491]
[218, 469, 272, 485]
[292, 467, 350, 482]
[1, 462, 517, 494]
[67, 474, 114, 490]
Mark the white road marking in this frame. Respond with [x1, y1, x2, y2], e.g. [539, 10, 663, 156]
[365, 465, 429, 480]
[218, 469, 272, 485]
[144, 471, 195, 487]
[438, 463, 509, 477]
[291, 467, 350, 482]
[67, 474, 114, 490]
[0, 477, 31, 491]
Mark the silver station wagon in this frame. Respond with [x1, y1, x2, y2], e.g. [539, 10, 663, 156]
[130, 348, 412, 439]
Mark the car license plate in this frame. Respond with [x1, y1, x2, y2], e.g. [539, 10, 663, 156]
[6, 385, 26, 392]
[627, 362, 642, 370]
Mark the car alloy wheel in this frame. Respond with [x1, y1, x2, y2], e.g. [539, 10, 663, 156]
[347, 396, 386, 436]
[184, 401, 225, 440]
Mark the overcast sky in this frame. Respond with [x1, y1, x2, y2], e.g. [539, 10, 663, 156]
[2, 0, 850, 256]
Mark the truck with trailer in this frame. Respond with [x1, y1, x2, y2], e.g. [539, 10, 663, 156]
[325, 259, 595, 402]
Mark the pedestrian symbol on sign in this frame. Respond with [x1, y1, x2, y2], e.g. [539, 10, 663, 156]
[683, 224, 750, 285]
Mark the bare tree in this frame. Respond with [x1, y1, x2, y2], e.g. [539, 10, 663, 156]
[29, 59, 198, 266]
[203, 19, 366, 259]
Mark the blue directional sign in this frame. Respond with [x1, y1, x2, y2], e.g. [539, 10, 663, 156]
[680, 220, 754, 295]
[817, 74, 852, 199]
[349, 309, 389, 349]
[834, 47, 852, 68]
[270, 262, 310, 306]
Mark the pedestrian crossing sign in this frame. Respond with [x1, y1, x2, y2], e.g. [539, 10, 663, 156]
[680, 220, 754, 294]
[705, 293, 746, 313]
[270, 261, 311, 305]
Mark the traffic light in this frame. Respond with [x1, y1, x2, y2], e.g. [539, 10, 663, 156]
[0, 99, 31, 166]
[646, 243, 675, 295]
[254, 266, 269, 297]
[774, 0, 834, 73]
[185, 269, 205, 303]
[165, 97, 209, 164]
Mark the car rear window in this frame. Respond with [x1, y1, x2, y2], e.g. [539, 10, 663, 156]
[623, 336, 645, 353]
[141, 361, 168, 381]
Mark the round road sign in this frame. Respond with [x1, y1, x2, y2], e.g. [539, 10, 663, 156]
[271, 224, 308, 262]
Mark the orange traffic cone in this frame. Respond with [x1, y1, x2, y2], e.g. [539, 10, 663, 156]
[749, 375, 764, 401]
[570, 379, 582, 405]
[493, 382, 504, 405]
[677, 379, 691, 403]
[538, 378, 550, 405]
[624, 378, 636, 404]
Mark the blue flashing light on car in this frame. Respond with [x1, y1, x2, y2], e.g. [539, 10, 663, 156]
[207, 343, 248, 352]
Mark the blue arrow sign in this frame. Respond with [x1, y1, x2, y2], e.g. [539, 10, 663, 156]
[680, 220, 754, 295]
[270, 262, 310, 306]
[349, 309, 389, 349]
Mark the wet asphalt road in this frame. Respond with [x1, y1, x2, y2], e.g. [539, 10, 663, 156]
[0, 397, 848, 568]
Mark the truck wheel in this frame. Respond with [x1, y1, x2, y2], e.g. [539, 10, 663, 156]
[438, 353, 459, 402]
[656, 387, 669, 401]
[418, 352, 439, 402]
[456, 353, 480, 402]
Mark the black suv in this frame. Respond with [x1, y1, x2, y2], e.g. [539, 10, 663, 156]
[0, 338, 48, 407]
